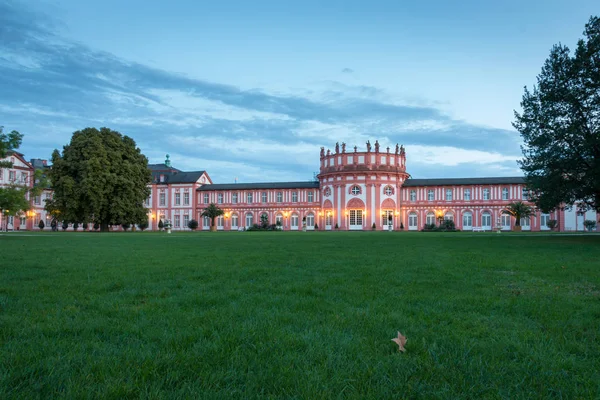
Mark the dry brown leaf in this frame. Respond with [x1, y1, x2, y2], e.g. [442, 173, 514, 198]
[391, 331, 407, 352]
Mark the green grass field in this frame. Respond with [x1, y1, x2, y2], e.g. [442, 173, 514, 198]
[1, 231, 599, 399]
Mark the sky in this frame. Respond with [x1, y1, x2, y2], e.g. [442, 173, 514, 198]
[0, 0, 597, 182]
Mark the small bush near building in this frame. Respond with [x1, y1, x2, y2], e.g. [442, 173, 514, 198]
[371, 223, 376, 230]
[82, 222, 88, 231]
[38, 220, 45, 230]
[138, 221, 149, 231]
[314, 223, 318, 230]
[93, 222, 100, 231]
[584, 220, 596, 231]
[547, 220, 558, 230]
[122, 223, 131, 231]
[158, 220, 164, 231]
[188, 219, 199, 230]
[73, 222, 79, 231]
[62, 221, 68, 231]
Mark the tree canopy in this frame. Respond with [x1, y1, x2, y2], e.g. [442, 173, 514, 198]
[0, 126, 23, 169]
[502, 201, 535, 226]
[201, 203, 224, 229]
[513, 16, 600, 212]
[46, 127, 151, 231]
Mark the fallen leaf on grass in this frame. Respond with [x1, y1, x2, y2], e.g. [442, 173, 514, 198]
[391, 331, 407, 352]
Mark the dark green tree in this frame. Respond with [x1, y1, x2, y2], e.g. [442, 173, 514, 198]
[513, 16, 600, 212]
[82, 222, 88, 231]
[45, 127, 151, 231]
[0, 185, 30, 229]
[502, 201, 535, 227]
[73, 222, 79, 231]
[187, 219, 199, 230]
[201, 203, 224, 232]
[158, 219, 164, 230]
[138, 220, 149, 231]
[0, 126, 23, 168]
[38, 220, 45, 230]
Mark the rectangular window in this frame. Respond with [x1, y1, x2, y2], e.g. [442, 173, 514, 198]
[483, 188, 490, 200]
[464, 189, 471, 201]
[261, 192, 267, 203]
[502, 188, 509, 200]
[175, 192, 181, 205]
[216, 215, 224, 228]
[522, 188, 529, 200]
[203, 194, 209, 204]
[428, 190, 434, 201]
[247, 192, 253, 203]
[183, 214, 190, 228]
[159, 192, 166, 206]
[463, 213, 472, 227]
[292, 192, 298, 202]
[541, 214, 550, 230]
[502, 214, 511, 227]
[408, 213, 417, 227]
[231, 214, 239, 228]
[410, 190, 416, 201]
[145, 196, 151, 207]
[184, 192, 190, 205]
[291, 214, 299, 227]
[277, 192, 283, 202]
[203, 216, 211, 227]
[9, 171, 15, 181]
[218, 193, 223, 204]
[445, 189, 452, 201]
[232, 193, 238, 204]
[21, 172, 27, 182]
[174, 215, 180, 228]
[308, 191, 314, 202]
[34, 195, 41, 205]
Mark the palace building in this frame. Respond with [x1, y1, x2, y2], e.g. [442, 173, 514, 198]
[1, 141, 597, 232]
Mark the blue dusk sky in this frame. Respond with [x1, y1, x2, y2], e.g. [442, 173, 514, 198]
[0, 0, 597, 182]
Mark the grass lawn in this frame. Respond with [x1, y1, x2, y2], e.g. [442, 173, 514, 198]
[1, 231, 599, 399]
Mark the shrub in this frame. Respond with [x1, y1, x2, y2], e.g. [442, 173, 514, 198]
[158, 220, 164, 231]
[73, 222, 79, 231]
[138, 220, 149, 231]
[547, 219, 558, 230]
[121, 223, 131, 231]
[314, 223, 319, 230]
[400, 222, 404, 230]
[93, 222, 100, 231]
[443, 219, 456, 230]
[62, 221, 68, 231]
[423, 223, 436, 231]
[584, 220, 596, 231]
[82, 222, 88, 231]
[38, 220, 45, 230]
[372, 222, 376, 230]
[335, 223, 339, 230]
[187, 219, 198, 230]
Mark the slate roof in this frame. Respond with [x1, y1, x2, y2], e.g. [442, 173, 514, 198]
[403, 177, 526, 187]
[198, 181, 320, 191]
[148, 163, 205, 184]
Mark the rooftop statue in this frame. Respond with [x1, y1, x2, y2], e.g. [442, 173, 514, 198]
[341, 142, 346, 153]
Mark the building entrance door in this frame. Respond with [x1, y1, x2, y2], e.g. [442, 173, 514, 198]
[349, 209, 363, 230]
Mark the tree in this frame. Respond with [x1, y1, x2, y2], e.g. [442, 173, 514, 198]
[82, 222, 88, 231]
[502, 201, 535, 226]
[201, 203, 224, 232]
[138, 220, 149, 231]
[62, 221, 68, 231]
[121, 223, 131, 231]
[0, 126, 23, 168]
[73, 222, 79, 231]
[0, 185, 30, 230]
[45, 127, 151, 231]
[38, 220, 45, 230]
[187, 219, 198, 230]
[158, 219, 164, 231]
[513, 16, 600, 213]
[584, 220, 597, 231]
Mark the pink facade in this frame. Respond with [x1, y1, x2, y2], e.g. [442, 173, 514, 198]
[2, 142, 598, 232]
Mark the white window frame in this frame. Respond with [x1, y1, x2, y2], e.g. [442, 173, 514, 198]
[410, 190, 416, 201]
[428, 190, 434, 201]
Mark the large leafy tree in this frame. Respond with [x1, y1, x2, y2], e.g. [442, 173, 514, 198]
[502, 201, 535, 226]
[46, 127, 151, 231]
[201, 203, 224, 231]
[0, 184, 30, 229]
[513, 16, 600, 212]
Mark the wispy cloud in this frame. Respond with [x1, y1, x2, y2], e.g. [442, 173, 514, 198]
[0, 0, 523, 182]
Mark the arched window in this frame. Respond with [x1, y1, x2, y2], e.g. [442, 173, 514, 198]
[351, 185, 361, 195]
[482, 212, 492, 228]
[245, 212, 253, 227]
[231, 213, 239, 229]
[444, 212, 454, 221]
[408, 212, 418, 229]
[306, 212, 315, 228]
[275, 213, 283, 226]
[291, 213, 299, 229]
[462, 212, 472, 228]
[426, 212, 435, 226]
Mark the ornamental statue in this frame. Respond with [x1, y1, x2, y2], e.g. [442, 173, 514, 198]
[341, 142, 346, 153]
[326, 149, 331, 156]
[375, 140, 380, 153]
[320, 147, 325, 158]
[395, 143, 399, 155]
[354, 145, 358, 153]
[366, 140, 371, 152]
[335, 142, 339, 154]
